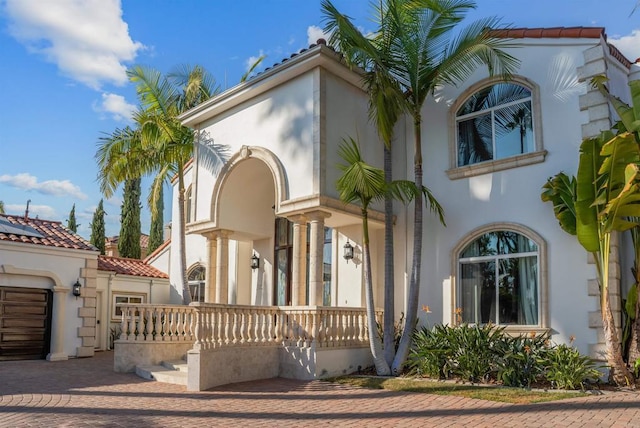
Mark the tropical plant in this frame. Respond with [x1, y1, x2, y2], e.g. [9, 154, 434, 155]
[495, 333, 550, 388]
[324, 0, 519, 374]
[543, 344, 601, 390]
[67, 203, 78, 233]
[118, 178, 142, 259]
[594, 78, 640, 367]
[336, 137, 438, 375]
[541, 128, 640, 385]
[97, 64, 228, 304]
[90, 199, 106, 255]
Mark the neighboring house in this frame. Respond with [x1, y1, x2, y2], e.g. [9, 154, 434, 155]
[138, 27, 638, 387]
[96, 255, 170, 350]
[0, 213, 172, 361]
[0, 214, 98, 361]
[105, 234, 150, 259]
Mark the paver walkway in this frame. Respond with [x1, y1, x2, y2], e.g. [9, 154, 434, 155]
[1, 351, 639, 427]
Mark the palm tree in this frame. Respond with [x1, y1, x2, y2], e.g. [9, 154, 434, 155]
[325, 0, 519, 373]
[322, 0, 406, 366]
[97, 65, 227, 304]
[336, 137, 440, 375]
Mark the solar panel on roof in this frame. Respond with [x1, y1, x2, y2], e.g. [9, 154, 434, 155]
[0, 218, 44, 239]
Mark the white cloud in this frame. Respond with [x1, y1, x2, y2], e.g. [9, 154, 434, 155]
[6, 204, 57, 219]
[610, 29, 640, 63]
[0, 173, 87, 200]
[4, 0, 145, 89]
[245, 49, 265, 73]
[307, 25, 329, 45]
[93, 92, 136, 121]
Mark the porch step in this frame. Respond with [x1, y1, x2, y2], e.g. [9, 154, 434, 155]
[135, 359, 188, 386]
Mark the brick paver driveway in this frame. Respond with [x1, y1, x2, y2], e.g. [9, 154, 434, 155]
[1, 351, 640, 427]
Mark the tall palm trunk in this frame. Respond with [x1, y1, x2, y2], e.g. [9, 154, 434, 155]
[177, 167, 191, 305]
[599, 237, 632, 384]
[392, 114, 423, 374]
[383, 144, 396, 365]
[362, 207, 391, 375]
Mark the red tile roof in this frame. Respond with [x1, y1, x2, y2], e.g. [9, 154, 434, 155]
[489, 27, 633, 68]
[98, 255, 169, 278]
[0, 214, 97, 251]
[143, 238, 171, 263]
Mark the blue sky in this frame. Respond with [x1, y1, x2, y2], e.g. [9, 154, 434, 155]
[1, 0, 639, 240]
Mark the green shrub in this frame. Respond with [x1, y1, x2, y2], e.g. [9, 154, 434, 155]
[543, 344, 601, 390]
[407, 325, 451, 378]
[408, 324, 601, 390]
[495, 334, 550, 388]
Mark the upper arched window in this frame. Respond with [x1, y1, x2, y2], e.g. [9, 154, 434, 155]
[447, 77, 546, 179]
[456, 83, 533, 167]
[458, 229, 540, 326]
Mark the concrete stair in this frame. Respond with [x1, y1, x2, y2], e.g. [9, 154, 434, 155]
[135, 359, 188, 386]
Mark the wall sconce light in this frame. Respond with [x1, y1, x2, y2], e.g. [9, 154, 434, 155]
[343, 240, 354, 263]
[251, 254, 260, 270]
[72, 279, 82, 299]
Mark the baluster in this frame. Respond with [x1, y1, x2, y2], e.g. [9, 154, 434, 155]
[120, 306, 128, 340]
[154, 307, 163, 340]
[255, 310, 262, 344]
[143, 307, 151, 341]
[309, 311, 316, 347]
[222, 309, 230, 345]
[128, 306, 137, 341]
[232, 310, 239, 344]
[215, 309, 222, 347]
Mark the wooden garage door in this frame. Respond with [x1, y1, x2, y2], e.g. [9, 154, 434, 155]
[0, 287, 52, 361]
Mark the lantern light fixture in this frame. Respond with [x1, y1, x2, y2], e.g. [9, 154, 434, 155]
[343, 240, 354, 262]
[72, 279, 82, 299]
[251, 254, 260, 270]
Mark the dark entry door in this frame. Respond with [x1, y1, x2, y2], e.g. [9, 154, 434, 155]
[0, 286, 52, 360]
[274, 218, 293, 306]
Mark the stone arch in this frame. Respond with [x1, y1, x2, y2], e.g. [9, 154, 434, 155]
[210, 146, 289, 226]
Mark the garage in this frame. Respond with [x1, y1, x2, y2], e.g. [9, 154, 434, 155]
[0, 286, 52, 361]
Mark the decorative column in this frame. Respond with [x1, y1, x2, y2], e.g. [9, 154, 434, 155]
[216, 230, 231, 304]
[47, 285, 70, 361]
[307, 211, 330, 306]
[204, 232, 218, 303]
[290, 215, 308, 306]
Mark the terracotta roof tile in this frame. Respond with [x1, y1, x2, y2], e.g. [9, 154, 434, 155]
[489, 27, 632, 69]
[489, 27, 605, 39]
[143, 238, 171, 263]
[98, 255, 168, 278]
[0, 214, 97, 251]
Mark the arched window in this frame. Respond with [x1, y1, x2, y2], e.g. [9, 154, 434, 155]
[188, 264, 205, 302]
[456, 227, 544, 327]
[457, 82, 533, 166]
[447, 77, 545, 179]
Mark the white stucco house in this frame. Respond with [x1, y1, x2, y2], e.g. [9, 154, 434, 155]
[132, 27, 640, 390]
[0, 213, 171, 360]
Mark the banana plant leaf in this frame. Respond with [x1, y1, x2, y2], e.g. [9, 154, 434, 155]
[541, 172, 577, 236]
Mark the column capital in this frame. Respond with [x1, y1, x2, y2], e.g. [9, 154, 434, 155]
[287, 214, 308, 224]
[305, 210, 331, 222]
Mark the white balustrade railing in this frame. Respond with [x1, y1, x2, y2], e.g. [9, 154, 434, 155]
[118, 304, 196, 342]
[118, 303, 382, 351]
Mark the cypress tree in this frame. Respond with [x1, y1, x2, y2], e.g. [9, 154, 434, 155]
[118, 178, 141, 259]
[0, 200, 4, 214]
[90, 199, 106, 255]
[67, 204, 78, 233]
[148, 186, 164, 254]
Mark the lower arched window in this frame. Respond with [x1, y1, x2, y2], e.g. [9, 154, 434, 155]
[457, 229, 540, 326]
[188, 264, 205, 303]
